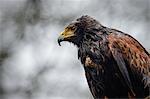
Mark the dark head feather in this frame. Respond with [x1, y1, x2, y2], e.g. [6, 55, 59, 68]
[58, 15, 103, 46]
[70, 15, 102, 46]
[76, 15, 102, 32]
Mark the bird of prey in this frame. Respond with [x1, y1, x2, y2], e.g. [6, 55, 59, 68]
[58, 15, 150, 98]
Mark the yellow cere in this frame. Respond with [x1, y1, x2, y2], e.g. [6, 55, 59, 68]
[60, 27, 76, 38]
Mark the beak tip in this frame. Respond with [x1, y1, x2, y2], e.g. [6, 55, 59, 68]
[58, 41, 61, 46]
[57, 39, 61, 46]
[57, 36, 64, 46]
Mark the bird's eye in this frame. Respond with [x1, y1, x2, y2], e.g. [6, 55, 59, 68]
[70, 26, 76, 31]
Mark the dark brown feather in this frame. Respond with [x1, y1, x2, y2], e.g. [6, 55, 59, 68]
[76, 16, 150, 98]
[59, 15, 150, 98]
[78, 24, 150, 98]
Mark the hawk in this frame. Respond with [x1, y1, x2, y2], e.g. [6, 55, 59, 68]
[58, 15, 150, 98]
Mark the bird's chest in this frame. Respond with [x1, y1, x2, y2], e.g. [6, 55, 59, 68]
[78, 41, 110, 68]
[78, 44, 125, 97]
[78, 46, 100, 68]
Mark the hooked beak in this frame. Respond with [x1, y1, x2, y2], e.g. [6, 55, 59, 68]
[58, 35, 64, 46]
[57, 29, 75, 46]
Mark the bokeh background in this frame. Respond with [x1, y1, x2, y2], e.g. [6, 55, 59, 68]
[0, 0, 150, 99]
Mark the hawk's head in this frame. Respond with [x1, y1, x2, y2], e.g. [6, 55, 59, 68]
[58, 15, 101, 46]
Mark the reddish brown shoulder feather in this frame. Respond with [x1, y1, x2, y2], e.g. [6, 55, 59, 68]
[108, 33, 150, 95]
[108, 33, 150, 76]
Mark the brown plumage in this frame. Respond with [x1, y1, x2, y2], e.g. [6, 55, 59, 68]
[58, 15, 150, 98]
